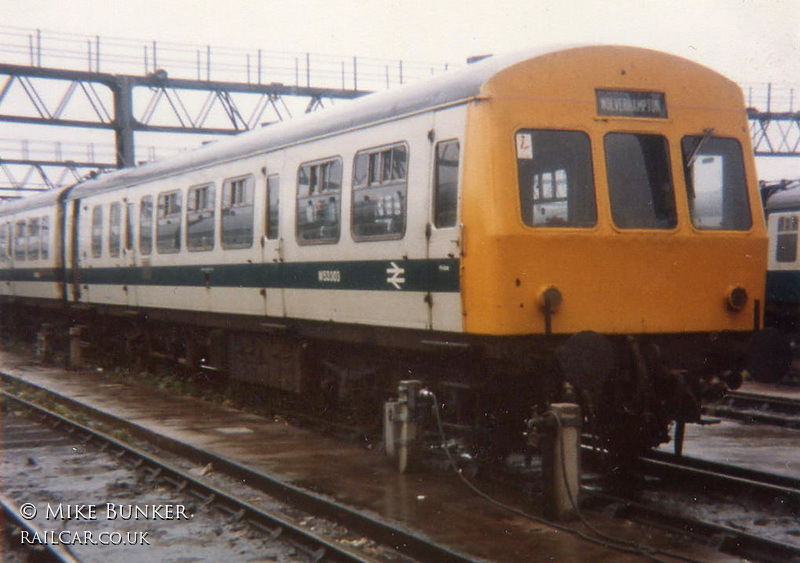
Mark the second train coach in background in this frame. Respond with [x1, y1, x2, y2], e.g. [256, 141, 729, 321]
[762, 182, 800, 382]
[0, 45, 768, 456]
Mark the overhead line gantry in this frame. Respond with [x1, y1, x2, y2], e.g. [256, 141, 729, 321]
[0, 61, 366, 168]
[0, 26, 449, 198]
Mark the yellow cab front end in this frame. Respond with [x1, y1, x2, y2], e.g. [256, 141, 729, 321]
[459, 46, 768, 451]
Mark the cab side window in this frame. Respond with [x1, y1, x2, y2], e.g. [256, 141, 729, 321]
[434, 140, 459, 228]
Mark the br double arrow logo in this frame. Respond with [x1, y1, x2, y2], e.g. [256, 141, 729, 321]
[386, 262, 405, 290]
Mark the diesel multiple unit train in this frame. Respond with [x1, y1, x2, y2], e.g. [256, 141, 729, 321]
[763, 181, 800, 381]
[0, 46, 769, 456]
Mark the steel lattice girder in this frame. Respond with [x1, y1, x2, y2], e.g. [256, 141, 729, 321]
[0, 63, 365, 169]
[0, 160, 113, 198]
[748, 109, 800, 156]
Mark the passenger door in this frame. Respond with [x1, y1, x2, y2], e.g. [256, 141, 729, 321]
[109, 200, 135, 307]
[122, 200, 137, 307]
[425, 110, 464, 331]
[260, 162, 285, 318]
[68, 200, 83, 303]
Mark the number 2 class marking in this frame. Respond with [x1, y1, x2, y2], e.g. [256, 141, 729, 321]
[516, 133, 533, 159]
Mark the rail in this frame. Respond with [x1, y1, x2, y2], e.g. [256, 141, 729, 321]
[641, 449, 800, 507]
[2, 389, 381, 563]
[0, 372, 480, 563]
[704, 390, 800, 428]
[583, 446, 800, 562]
[0, 492, 80, 563]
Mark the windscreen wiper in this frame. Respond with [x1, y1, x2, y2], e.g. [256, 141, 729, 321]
[685, 127, 715, 170]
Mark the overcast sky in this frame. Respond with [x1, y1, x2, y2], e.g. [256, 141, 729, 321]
[3, 0, 800, 179]
[5, 0, 798, 82]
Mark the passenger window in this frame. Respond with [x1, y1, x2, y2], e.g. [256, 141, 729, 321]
[352, 143, 407, 240]
[517, 130, 596, 227]
[157, 190, 182, 254]
[297, 158, 342, 243]
[605, 133, 676, 229]
[109, 202, 122, 257]
[681, 136, 752, 230]
[222, 176, 254, 249]
[91, 206, 103, 258]
[187, 184, 216, 251]
[41, 216, 50, 259]
[125, 203, 134, 251]
[7, 223, 14, 260]
[266, 174, 280, 240]
[27, 218, 40, 260]
[776, 215, 799, 263]
[140, 196, 154, 256]
[14, 221, 26, 261]
[0, 223, 7, 262]
[0, 223, 11, 262]
[434, 140, 460, 228]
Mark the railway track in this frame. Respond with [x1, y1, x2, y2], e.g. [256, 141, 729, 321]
[641, 448, 800, 504]
[583, 447, 800, 563]
[1, 492, 81, 563]
[5, 360, 796, 563]
[0, 388, 477, 563]
[704, 390, 800, 428]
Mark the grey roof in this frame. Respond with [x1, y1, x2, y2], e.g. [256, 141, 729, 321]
[0, 186, 69, 216]
[60, 46, 566, 201]
[765, 183, 800, 212]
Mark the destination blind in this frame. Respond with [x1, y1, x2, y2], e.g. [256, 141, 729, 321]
[596, 89, 667, 118]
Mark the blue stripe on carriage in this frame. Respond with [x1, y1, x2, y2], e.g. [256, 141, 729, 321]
[1, 258, 461, 293]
